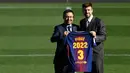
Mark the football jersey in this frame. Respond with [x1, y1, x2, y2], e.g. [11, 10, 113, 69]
[65, 31, 96, 72]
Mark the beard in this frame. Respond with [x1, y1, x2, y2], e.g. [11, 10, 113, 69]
[85, 14, 91, 18]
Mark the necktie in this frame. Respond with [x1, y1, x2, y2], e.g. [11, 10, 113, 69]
[67, 25, 72, 32]
[86, 20, 89, 28]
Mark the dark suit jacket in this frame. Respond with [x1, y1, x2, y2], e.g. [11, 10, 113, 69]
[50, 23, 79, 64]
[80, 17, 106, 61]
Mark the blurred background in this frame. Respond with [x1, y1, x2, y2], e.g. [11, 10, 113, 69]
[0, 0, 130, 73]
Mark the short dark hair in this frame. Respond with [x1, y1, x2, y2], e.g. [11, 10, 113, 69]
[82, 2, 92, 8]
[63, 9, 74, 18]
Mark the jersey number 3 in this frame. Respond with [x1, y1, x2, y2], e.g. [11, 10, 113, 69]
[77, 50, 84, 60]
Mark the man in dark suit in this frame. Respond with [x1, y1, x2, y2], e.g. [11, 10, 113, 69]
[50, 9, 79, 73]
[80, 3, 107, 73]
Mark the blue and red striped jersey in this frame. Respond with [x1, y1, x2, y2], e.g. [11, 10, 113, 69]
[65, 31, 95, 72]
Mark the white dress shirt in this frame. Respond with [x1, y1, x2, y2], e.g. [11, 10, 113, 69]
[86, 15, 93, 27]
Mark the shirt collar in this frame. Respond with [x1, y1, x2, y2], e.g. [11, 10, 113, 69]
[63, 23, 72, 27]
[87, 15, 93, 22]
[67, 24, 72, 27]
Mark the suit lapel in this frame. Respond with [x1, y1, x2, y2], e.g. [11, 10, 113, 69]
[61, 23, 67, 31]
[72, 24, 78, 31]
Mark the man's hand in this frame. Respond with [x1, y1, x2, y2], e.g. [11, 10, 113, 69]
[90, 31, 96, 38]
[64, 31, 70, 36]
